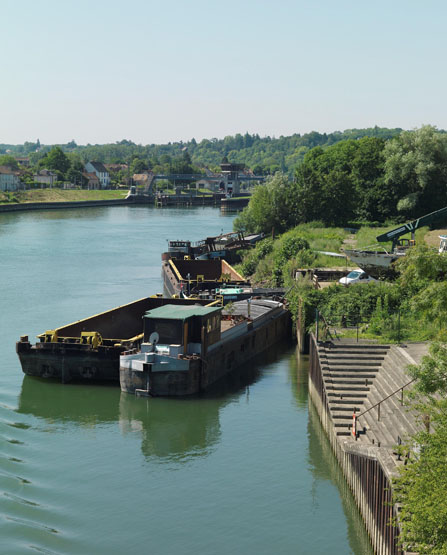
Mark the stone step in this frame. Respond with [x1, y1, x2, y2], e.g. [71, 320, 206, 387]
[323, 360, 382, 366]
[357, 409, 400, 448]
[323, 372, 376, 380]
[326, 385, 370, 392]
[322, 351, 387, 357]
[324, 344, 390, 351]
[324, 376, 372, 390]
[355, 390, 415, 448]
[327, 392, 368, 399]
[371, 362, 414, 401]
[328, 400, 366, 407]
[331, 412, 357, 420]
[321, 366, 380, 374]
[319, 346, 389, 356]
[334, 421, 353, 428]
[329, 405, 360, 412]
[364, 381, 419, 436]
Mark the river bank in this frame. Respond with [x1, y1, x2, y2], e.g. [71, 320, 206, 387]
[309, 335, 429, 554]
[1, 205, 371, 554]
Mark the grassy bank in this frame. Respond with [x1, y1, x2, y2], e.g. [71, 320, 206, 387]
[0, 188, 128, 204]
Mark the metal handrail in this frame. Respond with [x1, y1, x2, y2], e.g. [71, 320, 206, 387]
[356, 378, 416, 420]
[351, 377, 416, 440]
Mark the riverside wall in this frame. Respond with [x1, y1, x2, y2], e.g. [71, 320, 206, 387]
[308, 335, 402, 555]
[0, 198, 133, 213]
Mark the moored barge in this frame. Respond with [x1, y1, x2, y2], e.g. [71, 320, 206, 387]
[162, 257, 249, 298]
[120, 298, 291, 396]
[16, 296, 213, 383]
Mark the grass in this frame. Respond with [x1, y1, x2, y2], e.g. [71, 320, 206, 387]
[354, 225, 430, 251]
[0, 188, 128, 204]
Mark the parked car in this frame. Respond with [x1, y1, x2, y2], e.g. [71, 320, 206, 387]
[339, 269, 377, 285]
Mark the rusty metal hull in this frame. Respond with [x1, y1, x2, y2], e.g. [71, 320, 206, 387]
[120, 307, 291, 397]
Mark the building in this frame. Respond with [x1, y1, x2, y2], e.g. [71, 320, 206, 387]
[132, 171, 153, 188]
[33, 169, 58, 187]
[84, 161, 111, 188]
[0, 166, 22, 191]
[82, 172, 101, 190]
[220, 162, 245, 195]
[15, 157, 30, 167]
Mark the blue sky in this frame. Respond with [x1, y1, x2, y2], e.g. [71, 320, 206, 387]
[1, 0, 446, 145]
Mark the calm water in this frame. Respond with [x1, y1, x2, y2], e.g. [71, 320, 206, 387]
[0, 206, 372, 554]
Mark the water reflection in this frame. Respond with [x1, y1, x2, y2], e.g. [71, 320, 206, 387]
[307, 402, 373, 554]
[119, 394, 222, 462]
[17, 345, 286, 463]
[17, 377, 120, 425]
[288, 348, 309, 408]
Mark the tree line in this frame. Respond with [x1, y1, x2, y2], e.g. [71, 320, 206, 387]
[0, 127, 402, 177]
[234, 125, 447, 232]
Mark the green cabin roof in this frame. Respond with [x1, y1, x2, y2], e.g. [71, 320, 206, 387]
[144, 304, 221, 321]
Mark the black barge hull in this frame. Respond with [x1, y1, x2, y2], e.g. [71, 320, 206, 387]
[16, 297, 212, 383]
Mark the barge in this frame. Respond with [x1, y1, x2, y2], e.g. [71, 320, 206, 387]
[16, 296, 213, 383]
[120, 298, 291, 397]
[162, 232, 264, 264]
[162, 257, 249, 298]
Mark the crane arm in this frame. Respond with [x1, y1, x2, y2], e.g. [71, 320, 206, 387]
[376, 205, 447, 247]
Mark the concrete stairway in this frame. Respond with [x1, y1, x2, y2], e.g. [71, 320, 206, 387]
[318, 341, 423, 451]
[318, 341, 390, 438]
[355, 346, 422, 449]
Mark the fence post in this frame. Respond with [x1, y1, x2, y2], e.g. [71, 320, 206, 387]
[397, 309, 401, 343]
[315, 309, 319, 342]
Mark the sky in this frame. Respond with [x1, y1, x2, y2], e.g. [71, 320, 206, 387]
[1, 0, 446, 145]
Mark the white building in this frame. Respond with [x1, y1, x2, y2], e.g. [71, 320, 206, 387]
[84, 161, 111, 188]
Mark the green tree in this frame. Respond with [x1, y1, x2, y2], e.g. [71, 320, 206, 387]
[0, 155, 19, 170]
[234, 173, 298, 234]
[394, 342, 447, 553]
[38, 146, 71, 178]
[294, 143, 357, 225]
[384, 125, 447, 217]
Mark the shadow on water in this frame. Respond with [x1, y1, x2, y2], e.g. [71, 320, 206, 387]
[307, 400, 374, 554]
[17, 342, 292, 462]
[288, 348, 309, 408]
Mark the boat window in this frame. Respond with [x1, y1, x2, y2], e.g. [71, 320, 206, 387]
[146, 320, 183, 345]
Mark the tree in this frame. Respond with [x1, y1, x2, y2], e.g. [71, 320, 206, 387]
[294, 143, 357, 225]
[384, 125, 447, 217]
[393, 342, 447, 553]
[233, 173, 298, 234]
[38, 146, 71, 177]
[0, 155, 19, 170]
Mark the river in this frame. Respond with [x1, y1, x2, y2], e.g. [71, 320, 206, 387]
[0, 205, 372, 554]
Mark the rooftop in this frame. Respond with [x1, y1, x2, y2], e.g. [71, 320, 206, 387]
[144, 304, 221, 321]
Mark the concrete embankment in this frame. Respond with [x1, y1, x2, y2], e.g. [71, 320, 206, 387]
[0, 198, 133, 213]
[308, 335, 428, 554]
